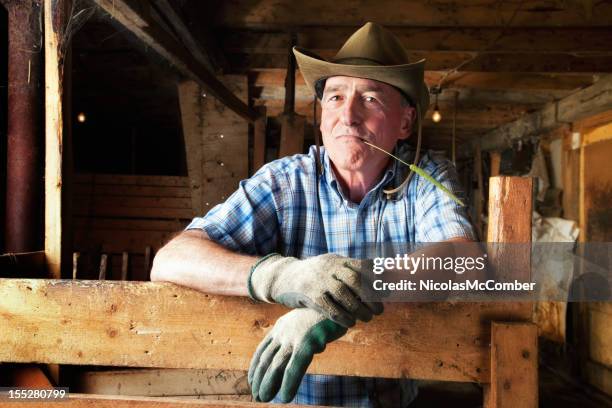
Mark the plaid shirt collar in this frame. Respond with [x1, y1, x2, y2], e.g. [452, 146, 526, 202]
[321, 143, 413, 204]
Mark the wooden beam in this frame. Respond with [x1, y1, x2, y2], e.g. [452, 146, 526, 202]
[177, 81, 204, 216]
[485, 322, 538, 408]
[223, 27, 612, 55]
[253, 69, 594, 92]
[483, 177, 536, 407]
[486, 177, 533, 281]
[474, 144, 484, 239]
[92, 0, 258, 122]
[0, 278, 531, 383]
[214, 0, 612, 28]
[428, 72, 595, 92]
[278, 114, 306, 157]
[149, 0, 216, 73]
[490, 152, 501, 177]
[252, 107, 267, 172]
[228, 51, 612, 73]
[0, 393, 275, 407]
[44, 0, 71, 279]
[0, 251, 47, 278]
[476, 74, 612, 152]
[74, 368, 249, 396]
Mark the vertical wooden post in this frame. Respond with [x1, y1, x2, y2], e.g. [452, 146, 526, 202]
[253, 106, 267, 172]
[121, 252, 129, 281]
[278, 114, 305, 157]
[72, 252, 79, 280]
[278, 35, 305, 158]
[144, 246, 152, 279]
[99, 254, 108, 280]
[484, 176, 536, 408]
[474, 144, 484, 239]
[486, 177, 533, 281]
[177, 80, 204, 216]
[44, 0, 72, 279]
[487, 322, 538, 408]
[490, 151, 501, 177]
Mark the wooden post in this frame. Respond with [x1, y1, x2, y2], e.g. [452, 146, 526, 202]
[490, 151, 501, 177]
[144, 246, 152, 279]
[278, 114, 305, 157]
[121, 252, 129, 281]
[486, 177, 533, 281]
[99, 254, 108, 280]
[484, 176, 536, 408]
[278, 34, 305, 157]
[487, 323, 538, 408]
[44, 0, 72, 279]
[177, 81, 204, 216]
[474, 144, 484, 239]
[72, 252, 80, 280]
[253, 106, 267, 172]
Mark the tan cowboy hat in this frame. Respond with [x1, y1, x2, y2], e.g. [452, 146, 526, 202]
[293, 22, 430, 117]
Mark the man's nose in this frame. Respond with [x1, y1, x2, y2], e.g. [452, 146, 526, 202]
[341, 95, 362, 126]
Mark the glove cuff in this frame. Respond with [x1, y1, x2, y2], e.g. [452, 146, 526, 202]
[247, 253, 282, 301]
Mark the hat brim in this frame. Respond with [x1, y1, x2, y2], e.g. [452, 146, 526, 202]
[293, 46, 430, 118]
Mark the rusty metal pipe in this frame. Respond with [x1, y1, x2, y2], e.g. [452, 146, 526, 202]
[5, 0, 43, 252]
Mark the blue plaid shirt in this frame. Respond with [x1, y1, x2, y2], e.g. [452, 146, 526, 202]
[187, 144, 475, 406]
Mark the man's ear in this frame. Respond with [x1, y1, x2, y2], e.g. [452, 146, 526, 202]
[398, 106, 416, 140]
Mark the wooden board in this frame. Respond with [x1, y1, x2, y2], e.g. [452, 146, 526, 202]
[75, 174, 190, 187]
[214, 0, 612, 28]
[487, 177, 533, 282]
[73, 368, 249, 396]
[0, 251, 47, 278]
[178, 81, 205, 216]
[485, 322, 538, 408]
[200, 76, 248, 209]
[589, 307, 612, 367]
[0, 393, 294, 407]
[278, 113, 305, 157]
[252, 107, 267, 172]
[44, 0, 68, 279]
[74, 184, 191, 199]
[0, 279, 532, 383]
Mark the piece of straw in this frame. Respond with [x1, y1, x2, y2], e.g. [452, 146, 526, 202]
[363, 141, 466, 207]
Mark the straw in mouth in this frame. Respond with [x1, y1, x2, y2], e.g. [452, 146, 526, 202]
[362, 141, 466, 207]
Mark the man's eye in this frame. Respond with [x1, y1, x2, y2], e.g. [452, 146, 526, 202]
[364, 96, 377, 103]
[328, 95, 341, 102]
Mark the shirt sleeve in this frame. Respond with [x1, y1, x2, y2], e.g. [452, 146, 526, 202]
[185, 164, 286, 255]
[414, 156, 477, 242]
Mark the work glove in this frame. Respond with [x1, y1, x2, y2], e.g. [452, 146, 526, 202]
[248, 253, 383, 327]
[248, 308, 347, 403]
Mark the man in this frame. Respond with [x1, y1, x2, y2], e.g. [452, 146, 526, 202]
[151, 22, 475, 406]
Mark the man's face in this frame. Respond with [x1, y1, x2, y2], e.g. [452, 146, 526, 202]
[320, 76, 415, 176]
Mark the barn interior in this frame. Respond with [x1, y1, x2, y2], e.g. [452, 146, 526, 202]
[1, 1, 612, 407]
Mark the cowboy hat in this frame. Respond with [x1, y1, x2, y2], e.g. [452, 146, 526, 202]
[293, 22, 430, 117]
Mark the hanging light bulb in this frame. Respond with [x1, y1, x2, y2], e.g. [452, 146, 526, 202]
[430, 86, 442, 123]
[432, 106, 442, 123]
[77, 112, 86, 123]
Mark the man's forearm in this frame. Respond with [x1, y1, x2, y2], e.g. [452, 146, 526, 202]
[150, 229, 257, 296]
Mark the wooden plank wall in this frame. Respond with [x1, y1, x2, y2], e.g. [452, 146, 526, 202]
[579, 121, 612, 396]
[72, 174, 194, 280]
[178, 76, 249, 214]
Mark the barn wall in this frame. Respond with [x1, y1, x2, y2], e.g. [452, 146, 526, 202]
[580, 121, 612, 396]
[72, 174, 194, 280]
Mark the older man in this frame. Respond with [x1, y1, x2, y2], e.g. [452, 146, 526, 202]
[152, 22, 475, 406]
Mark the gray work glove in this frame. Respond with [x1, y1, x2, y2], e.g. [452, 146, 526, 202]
[248, 253, 383, 327]
[248, 308, 347, 403]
